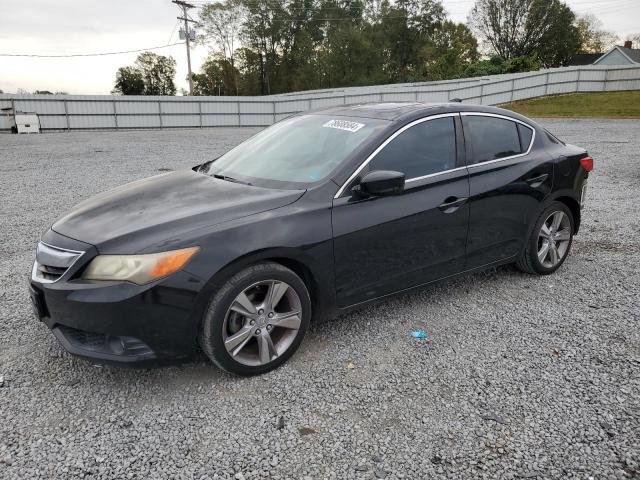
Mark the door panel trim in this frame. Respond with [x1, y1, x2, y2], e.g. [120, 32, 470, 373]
[334, 113, 460, 198]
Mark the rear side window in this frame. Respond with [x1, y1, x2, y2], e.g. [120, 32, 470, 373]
[464, 116, 524, 164]
[368, 117, 457, 179]
[517, 124, 533, 151]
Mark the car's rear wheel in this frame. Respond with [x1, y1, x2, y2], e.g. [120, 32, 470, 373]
[516, 202, 574, 275]
[199, 262, 311, 376]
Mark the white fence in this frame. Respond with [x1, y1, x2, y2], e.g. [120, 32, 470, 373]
[1, 64, 639, 132]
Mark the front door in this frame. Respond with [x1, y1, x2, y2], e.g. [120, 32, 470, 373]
[332, 114, 470, 307]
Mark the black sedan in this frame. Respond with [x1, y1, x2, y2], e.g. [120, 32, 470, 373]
[29, 102, 593, 375]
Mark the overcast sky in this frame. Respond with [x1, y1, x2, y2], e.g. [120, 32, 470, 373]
[0, 0, 638, 95]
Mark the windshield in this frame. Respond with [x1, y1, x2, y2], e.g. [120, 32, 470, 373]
[204, 114, 388, 187]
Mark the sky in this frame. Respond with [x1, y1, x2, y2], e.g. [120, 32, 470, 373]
[0, 0, 638, 95]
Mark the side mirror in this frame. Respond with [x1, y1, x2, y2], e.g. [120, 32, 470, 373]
[356, 170, 405, 197]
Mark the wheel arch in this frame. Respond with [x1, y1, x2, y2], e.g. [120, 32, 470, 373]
[550, 194, 581, 234]
[192, 248, 336, 328]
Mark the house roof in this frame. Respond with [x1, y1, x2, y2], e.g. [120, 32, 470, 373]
[568, 53, 603, 66]
[594, 46, 640, 64]
[619, 47, 640, 63]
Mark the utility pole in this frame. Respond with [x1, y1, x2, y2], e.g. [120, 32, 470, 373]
[172, 0, 196, 95]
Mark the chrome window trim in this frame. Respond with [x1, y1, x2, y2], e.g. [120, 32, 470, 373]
[405, 166, 468, 184]
[333, 113, 459, 198]
[460, 112, 536, 168]
[32, 242, 85, 284]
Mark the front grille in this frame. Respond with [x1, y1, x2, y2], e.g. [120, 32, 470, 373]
[32, 242, 83, 283]
[55, 325, 155, 359]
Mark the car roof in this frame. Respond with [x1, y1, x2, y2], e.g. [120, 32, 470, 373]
[306, 101, 534, 125]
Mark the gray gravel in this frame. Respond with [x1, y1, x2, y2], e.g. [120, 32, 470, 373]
[1, 120, 639, 479]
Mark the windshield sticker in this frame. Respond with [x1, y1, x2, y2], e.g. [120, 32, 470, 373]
[323, 119, 365, 133]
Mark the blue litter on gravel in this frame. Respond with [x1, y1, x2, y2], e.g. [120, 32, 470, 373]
[411, 330, 427, 338]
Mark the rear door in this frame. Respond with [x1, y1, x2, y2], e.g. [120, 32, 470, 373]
[332, 114, 470, 307]
[461, 112, 553, 268]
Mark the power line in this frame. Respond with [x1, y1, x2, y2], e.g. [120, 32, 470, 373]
[0, 42, 184, 58]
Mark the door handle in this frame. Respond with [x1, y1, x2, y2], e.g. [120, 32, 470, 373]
[438, 196, 467, 213]
[525, 173, 549, 188]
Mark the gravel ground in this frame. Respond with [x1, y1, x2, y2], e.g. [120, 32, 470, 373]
[0, 120, 638, 479]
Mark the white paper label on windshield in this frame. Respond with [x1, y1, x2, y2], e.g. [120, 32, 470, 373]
[323, 119, 365, 133]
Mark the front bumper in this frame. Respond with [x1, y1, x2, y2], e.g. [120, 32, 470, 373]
[29, 232, 206, 366]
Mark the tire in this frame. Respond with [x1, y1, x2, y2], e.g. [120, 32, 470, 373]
[516, 201, 575, 275]
[199, 262, 311, 376]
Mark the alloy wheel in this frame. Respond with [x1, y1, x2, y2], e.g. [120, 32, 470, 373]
[222, 280, 302, 366]
[537, 211, 571, 268]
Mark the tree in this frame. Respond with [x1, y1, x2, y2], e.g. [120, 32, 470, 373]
[192, 0, 484, 93]
[192, 54, 240, 95]
[112, 52, 177, 95]
[113, 66, 145, 95]
[198, 0, 246, 94]
[135, 52, 177, 95]
[419, 21, 479, 80]
[377, 0, 447, 82]
[576, 15, 618, 53]
[469, 0, 581, 67]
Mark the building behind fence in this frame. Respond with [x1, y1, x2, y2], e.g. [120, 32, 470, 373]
[1, 64, 639, 132]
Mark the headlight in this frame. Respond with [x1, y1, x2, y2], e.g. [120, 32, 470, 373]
[82, 247, 200, 285]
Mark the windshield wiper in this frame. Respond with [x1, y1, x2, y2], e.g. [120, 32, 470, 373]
[212, 173, 252, 186]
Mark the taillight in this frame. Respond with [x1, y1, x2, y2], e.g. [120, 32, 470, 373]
[580, 156, 594, 172]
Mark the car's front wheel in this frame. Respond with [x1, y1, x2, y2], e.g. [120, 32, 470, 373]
[199, 262, 311, 376]
[516, 202, 575, 275]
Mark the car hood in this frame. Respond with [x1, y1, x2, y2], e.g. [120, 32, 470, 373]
[52, 170, 305, 253]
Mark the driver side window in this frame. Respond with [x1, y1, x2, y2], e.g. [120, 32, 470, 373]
[368, 116, 457, 179]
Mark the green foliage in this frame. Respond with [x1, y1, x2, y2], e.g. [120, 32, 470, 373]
[504, 56, 541, 73]
[195, 0, 480, 95]
[462, 55, 541, 77]
[192, 54, 239, 96]
[163, 0, 590, 96]
[418, 21, 479, 80]
[112, 52, 177, 96]
[113, 66, 145, 95]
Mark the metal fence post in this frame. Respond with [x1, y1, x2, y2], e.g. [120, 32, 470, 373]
[198, 100, 203, 128]
[113, 99, 118, 129]
[63, 99, 70, 131]
[272, 101, 276, 124]
[158, 100, 163, 128]
[480, 84, 484, 105]
[237, 99, 241, 127]
[544, 72, 550, 96]
[576, 68, 581, 93]
[510, 79, 515, 102]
